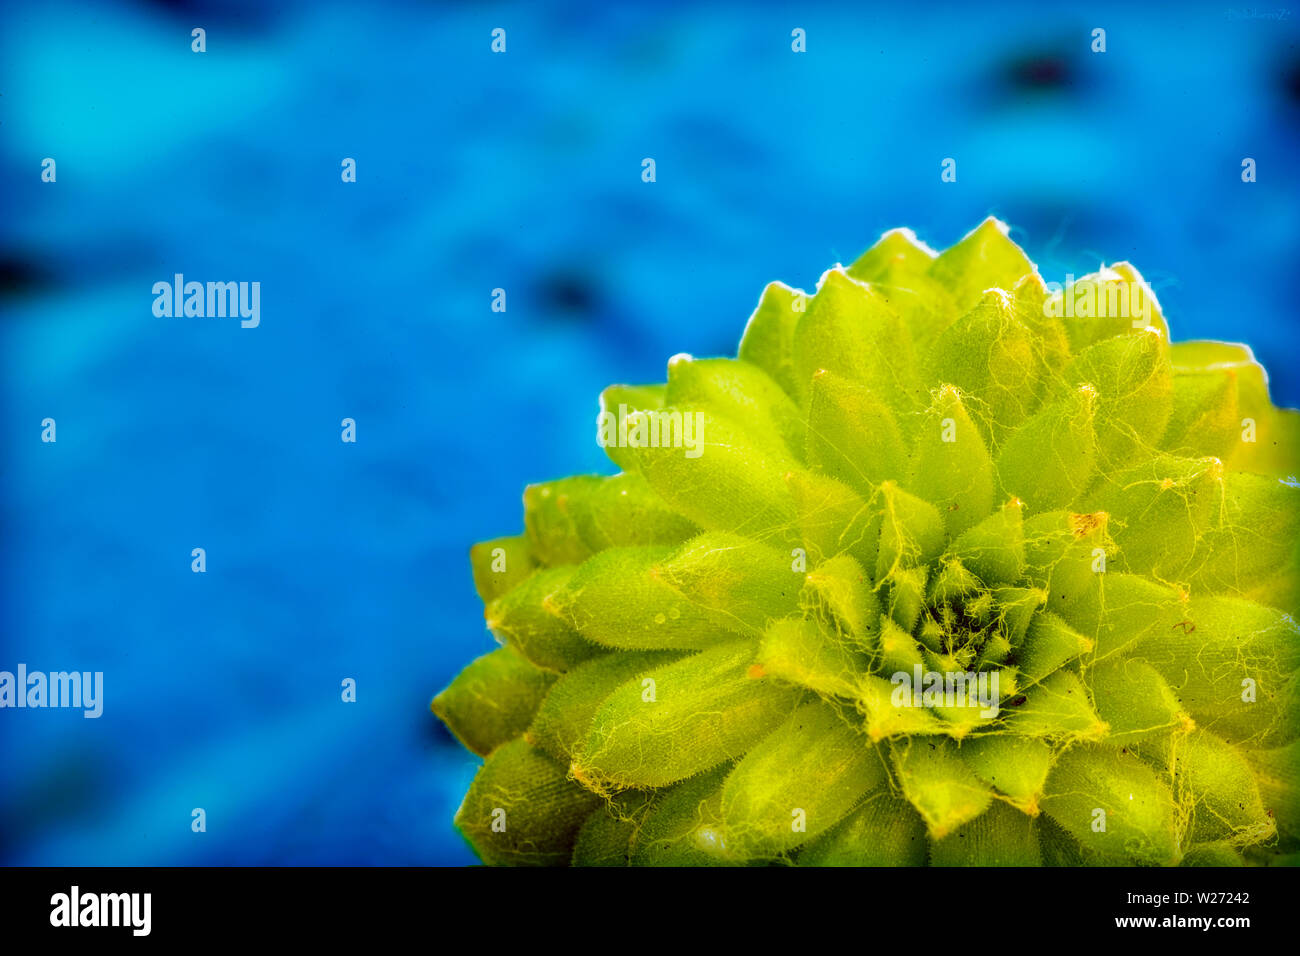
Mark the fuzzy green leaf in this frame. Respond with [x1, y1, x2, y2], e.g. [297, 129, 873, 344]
[1040, 744, 1179, 866]
[929, 801, 1042, 866]
[432, 645, 557, 757]
[890, 737, 994, 838]
[455, 739, 601, 866]
[906, 385, 996, 538]
[797, 792, 928, 866]
[529, 650, 681, 762]
[805, 369, 907, 496]
[469, 535, 536, 603]
[485, 567, 604, 672]
[721, 700, 885, 857]
[738, 281, 804, 400]
[574, 641, 804, 791]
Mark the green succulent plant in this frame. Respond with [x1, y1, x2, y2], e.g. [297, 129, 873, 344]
[433, 219, 1300, 866]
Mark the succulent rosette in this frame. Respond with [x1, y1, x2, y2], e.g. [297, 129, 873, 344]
[433, 219, 1300, 866]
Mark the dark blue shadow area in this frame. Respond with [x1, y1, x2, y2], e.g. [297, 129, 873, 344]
[1, 0, 1296, 864]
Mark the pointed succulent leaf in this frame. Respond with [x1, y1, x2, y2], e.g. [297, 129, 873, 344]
[1131, 596, 1300, 748]
[597, 383, 665, 471]
[738, 281, 804, 400]
[528, 650, 682, 762]
[1040, 744, 1180, 866]
[628, 765, 736, 866]
[756, 616, 871, 700]
[1017, 612, 1093, 685]
[623, 407, 800, 546]
[573, 641, 804, 791]
[806, 368, 907, 496]
[787, 468, 881, 569]
[929, 800, 1042, 866]
[856, 673, 950, 740]
[1082, 455, 1221, 580]
[432, 645, 558, 757]
[1005, 669, 1107, 741]
[996, 386, 1098, 512]
[455, 739, 601, 866]
[1056, 327, 1173, 471]
[524, 472, 699, 566]
[469, 535, 536, 603]
[1163, 364, 1240, 460]
[1052, 264, 1170, 351]
[926, 290, 1045, 443]
[721, 700, 885, 857]
[960, 734, 1054, 813]
[485, 567, 604, 671]
[926, 217, 1035, 312]
[1139, 729, 1275, 847]
[797, 792, 928, 866]
[1087, 657, 1191, 745]
[547, 546, 727, 651]
[846, 227, 936, 283]
[890, 737, 994, 839]
[800, 553, 881, 652]
[907, 385, 996, 537]
[665, 353, 806, 458]
[875, 481, 945, 580]
[552, 533, 802, 651]
[793, 267, 924, 418]
[950, 498, 1026, 586]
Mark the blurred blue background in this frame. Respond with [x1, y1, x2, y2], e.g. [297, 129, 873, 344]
[1, 0, 1297, 865]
